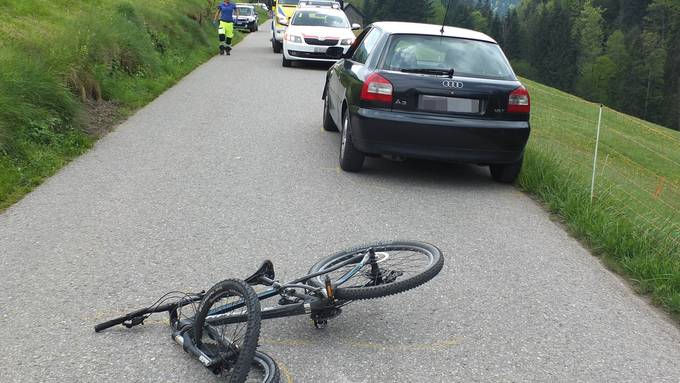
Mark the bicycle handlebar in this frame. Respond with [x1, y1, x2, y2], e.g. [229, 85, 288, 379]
[94, 307, 150, 332]
[95, 294, 204, 333]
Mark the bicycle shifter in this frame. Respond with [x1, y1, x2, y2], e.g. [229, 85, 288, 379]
[123, 316, 146, 328]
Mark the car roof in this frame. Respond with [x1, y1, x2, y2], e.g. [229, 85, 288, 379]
[293, 7, 345, 16]
[371, 22, 497, 44]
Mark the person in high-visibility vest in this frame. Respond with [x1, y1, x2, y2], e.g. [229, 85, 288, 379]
[213, 0, 238, 55]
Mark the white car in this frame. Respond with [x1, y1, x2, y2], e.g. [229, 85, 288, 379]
[234, 4, 259, 32]
[299, 0, 341, 8]
[281, 7, 360, 67]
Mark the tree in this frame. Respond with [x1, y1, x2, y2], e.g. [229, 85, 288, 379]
[602, 29, 631, 109]
[573, 1, 606, 98]
[362, 0, 435, 24]
[501, 8, 522, 59]
[573, 1, 605, 70]
[489, 14, 503, 42]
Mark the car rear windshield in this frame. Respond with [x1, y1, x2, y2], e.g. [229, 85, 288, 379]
[279, 0, 300, 5]
[290, 10, 349, 28]
[381, 35, 515, 81]
[238, 7, 254, 15]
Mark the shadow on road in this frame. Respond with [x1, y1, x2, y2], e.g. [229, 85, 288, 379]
[318, 129, 500, 189]
[361, 157, 497, 188]
[288, 61, 334, 71]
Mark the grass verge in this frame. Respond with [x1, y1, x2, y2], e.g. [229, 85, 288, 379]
[519, 78, 680, 320]
[0, 1, 268, 212]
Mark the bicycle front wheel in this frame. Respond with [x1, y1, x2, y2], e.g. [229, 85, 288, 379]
[307, 240, 443, 301]
[193, 279, 261, 383]
[246, 351, 281, 383]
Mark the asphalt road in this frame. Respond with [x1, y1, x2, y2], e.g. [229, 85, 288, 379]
[1, 24, 679, 383]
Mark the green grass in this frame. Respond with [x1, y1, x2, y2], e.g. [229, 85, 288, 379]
[519, 78, 680, 319]
[0, 0, 250, 211]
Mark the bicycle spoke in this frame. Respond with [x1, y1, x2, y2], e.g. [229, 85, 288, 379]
[320, 247, 435, 289]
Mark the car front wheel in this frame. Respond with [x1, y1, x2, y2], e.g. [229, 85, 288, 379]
[339, 111, 365, 172]
[489, 155, 524, 183]
[272, 39, 282, 53]
[282, 55, 292, 67]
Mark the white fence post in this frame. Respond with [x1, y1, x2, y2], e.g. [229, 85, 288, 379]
[590, 105, 604, 203]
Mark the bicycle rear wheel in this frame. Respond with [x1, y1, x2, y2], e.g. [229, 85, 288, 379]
[193, 279, 261, 383]
[307, 240, 443, 301]
[247, 351, 281, 383]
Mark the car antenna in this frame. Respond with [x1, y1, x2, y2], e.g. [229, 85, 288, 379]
[440, 0, 452, 34]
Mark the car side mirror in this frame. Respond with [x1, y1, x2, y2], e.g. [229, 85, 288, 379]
[351, 23, 361, 30]
[326, 47, 345, 59]
[278, 16, 288, 26]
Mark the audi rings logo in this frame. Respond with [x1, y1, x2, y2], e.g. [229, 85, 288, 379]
[442, 80, 464, 89]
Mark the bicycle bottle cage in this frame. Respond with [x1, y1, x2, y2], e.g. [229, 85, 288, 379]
[244, 260, 275, 285]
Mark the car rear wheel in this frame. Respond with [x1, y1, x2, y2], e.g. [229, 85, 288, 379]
[282, 56, 292, 67]
[490, 155, 523, 183]
[339, 110, 365, 172]
[322, 94, 338, 132]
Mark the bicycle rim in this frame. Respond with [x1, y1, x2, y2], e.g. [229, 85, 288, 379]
[307, 241, 444, 300]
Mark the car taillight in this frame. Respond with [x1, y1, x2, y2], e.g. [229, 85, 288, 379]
[508, 86, 530, 113]
[360, 73, 393, 104]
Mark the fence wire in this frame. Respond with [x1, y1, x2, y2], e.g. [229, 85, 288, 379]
[528, 83, 680, 246]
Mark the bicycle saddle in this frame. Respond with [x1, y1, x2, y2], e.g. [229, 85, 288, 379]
[244, 260, 276, 285]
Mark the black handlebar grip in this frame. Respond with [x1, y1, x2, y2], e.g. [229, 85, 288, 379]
[94, 315, 129, 332]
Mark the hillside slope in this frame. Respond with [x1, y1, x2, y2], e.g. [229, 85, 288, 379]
[520, 78, 680, 318]
[0, 0, 224, 209]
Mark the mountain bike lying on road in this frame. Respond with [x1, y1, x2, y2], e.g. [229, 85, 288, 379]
[95, 240, 444, 383]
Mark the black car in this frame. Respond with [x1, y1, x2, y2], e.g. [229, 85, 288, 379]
[322, 22, 531, 182]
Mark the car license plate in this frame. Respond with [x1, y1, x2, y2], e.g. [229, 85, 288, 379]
[315, 47, 327, 54]
[419, 95, 480, 114]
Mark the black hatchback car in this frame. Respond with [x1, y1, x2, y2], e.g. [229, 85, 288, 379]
[322, 22, 530, 182]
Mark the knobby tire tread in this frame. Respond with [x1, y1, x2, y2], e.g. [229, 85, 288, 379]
[194, 279, 261, 383]
[253, 350, 281, 383]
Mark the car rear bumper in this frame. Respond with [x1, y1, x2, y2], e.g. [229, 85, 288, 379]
[350, 107, 530, 164]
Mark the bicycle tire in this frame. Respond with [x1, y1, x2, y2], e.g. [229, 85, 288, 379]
[194, 279, 261, 383]
[307, 240, 444, 301]
[247, 351, 281, 383]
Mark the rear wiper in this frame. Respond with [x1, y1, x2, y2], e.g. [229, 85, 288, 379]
[401, 68, 455, 78]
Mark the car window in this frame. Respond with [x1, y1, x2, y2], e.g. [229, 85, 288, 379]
[238, 7, 254, 15]
[382, 35, 515, 80]
[351, 28, 381, 64]
[291, 10, 349, 28]
[278, 0, 300, 4]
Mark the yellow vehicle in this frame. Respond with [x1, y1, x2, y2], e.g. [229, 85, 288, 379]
[271, 0, 300, 53]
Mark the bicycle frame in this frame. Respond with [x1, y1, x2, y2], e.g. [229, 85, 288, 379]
[199, 250, 374, 326]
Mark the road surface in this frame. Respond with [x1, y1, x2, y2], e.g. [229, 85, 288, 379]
[1, 24, 679, 383]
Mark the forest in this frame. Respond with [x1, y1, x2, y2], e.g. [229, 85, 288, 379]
[354, 0, 680, 132]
